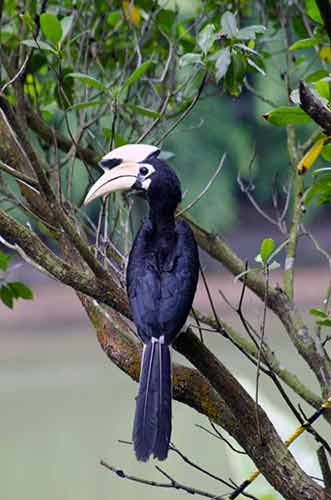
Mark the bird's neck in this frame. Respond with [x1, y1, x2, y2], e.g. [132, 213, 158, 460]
[149, 205, 176, 237]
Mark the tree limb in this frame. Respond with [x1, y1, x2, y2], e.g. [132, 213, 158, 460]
[299, 81, 331, 135]
[79, 293, 326, 500]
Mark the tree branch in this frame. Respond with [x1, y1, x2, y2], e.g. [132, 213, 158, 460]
[299, 81, 331, 135]
[79, 293, 325, 500]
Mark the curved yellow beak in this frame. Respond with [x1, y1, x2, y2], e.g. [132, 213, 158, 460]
[84, 162, 140, 205]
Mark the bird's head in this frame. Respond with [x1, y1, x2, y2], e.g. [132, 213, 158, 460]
[84, 144, 182, 210]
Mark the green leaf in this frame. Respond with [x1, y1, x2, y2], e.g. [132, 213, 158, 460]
[40, 12, 62, 45]
[260, 238, 275, 264]
[127, 104, 161, 118]
[215, 47, 231, 81]
[121, 61, 152, 93]
[156, 9, 176, 33]
[235, 43, 259, 56]
[107, 11, 121, 26]
[197, 24, 216, 55]
[305, 0, 323, 23]
[0, 285, 13, 308]
[8, 282, 33, 300]
[221, 11, 237, 37]
[309, 308, 327, 318]
[289, 37, 319, 51]
[66, 73, 109, 93]
[67, 99, 104, 111]
[247, 57, 265, 76]
[61, 16, 74, 42]
[317, 318, 331, 327]
[263, 106, 312, 126]
[224, 50, 246, 96]
[0, 250, 11, 272]
[305, 70, 329, 83]
[315, 78, 331, 100]
[179, 53, 203, 67]
[313, 166, 331, 174]
[21, 39, 57, 54]
[237, 25, 266, 40]
[304, 175, 331, 204]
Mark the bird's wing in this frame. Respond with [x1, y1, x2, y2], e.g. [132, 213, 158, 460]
[158, 220, 199, 343]
[127, 220, 199, 344]
[127, 223, 161, 342]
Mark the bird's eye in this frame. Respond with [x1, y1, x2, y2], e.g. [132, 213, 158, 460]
[139, 166, 149, 176]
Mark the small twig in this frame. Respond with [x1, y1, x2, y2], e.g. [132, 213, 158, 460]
[191, 307, 204, 343]
[297, 404, 331, 456]
[137, 92, 171, 143]
[255, 264, 270, 445]
[95, 197, 107, 258]
[155, 72, 208, 146]
[196, 423, 245, 455]
[244, 79, 278, 108]
[237, 173, 279, 227]
[177, 154, 226, 217]
[0, 235, 54, 279]
[170, 442, 235, 489]
[227, 396, 331, 499]
[1, 54, 30, 92]
[317, 446, 331, 488]
[0, 159, 39, 191]
[100, 460, 220, 499]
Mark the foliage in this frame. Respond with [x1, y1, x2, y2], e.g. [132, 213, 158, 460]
[0, 250, 33, 308]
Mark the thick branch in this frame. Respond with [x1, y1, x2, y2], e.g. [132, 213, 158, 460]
[21, 88, 331, 394]
[0, 102, 54, 220]
[79, 294, 326, 500]
[175, 328, 327, 500]
[299, 81, 331, 134]
[184, 214, 331, 390]
[78, 294, 240, 433]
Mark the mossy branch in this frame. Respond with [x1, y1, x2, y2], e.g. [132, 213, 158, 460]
[17, 102, 331, 395]
[79, 294, 325, 500]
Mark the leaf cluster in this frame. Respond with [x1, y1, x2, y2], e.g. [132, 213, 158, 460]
[0, 250, 33, 309]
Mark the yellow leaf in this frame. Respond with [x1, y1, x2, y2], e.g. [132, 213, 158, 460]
[319, 46, 331, 63]
[297, 137, 325, 175]
[123, 1, 141, 26]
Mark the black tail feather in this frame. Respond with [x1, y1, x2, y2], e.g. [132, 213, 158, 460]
[133, 340, 172, 461]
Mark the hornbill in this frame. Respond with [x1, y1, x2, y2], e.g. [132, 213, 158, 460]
[84, 144, 199, 461]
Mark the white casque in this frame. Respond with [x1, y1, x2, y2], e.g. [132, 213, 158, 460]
[100, 144, 159, 167]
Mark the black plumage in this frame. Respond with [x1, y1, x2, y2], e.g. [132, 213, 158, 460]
[127, 156, 199, 461]
[84, 146, 199, 462]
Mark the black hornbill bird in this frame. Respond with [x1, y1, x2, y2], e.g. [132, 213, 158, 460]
[84, 144, 199, 461]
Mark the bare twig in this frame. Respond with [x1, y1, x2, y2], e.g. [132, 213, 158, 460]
[100, 460, 220, 499]
[177, 154, 226, 217]
[0, 159, 39, 191]
[170, 443, 235, 489]
[155, 72, 208, 146]
[196, 423, 246, 455]
[1, 54, 30, 92]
